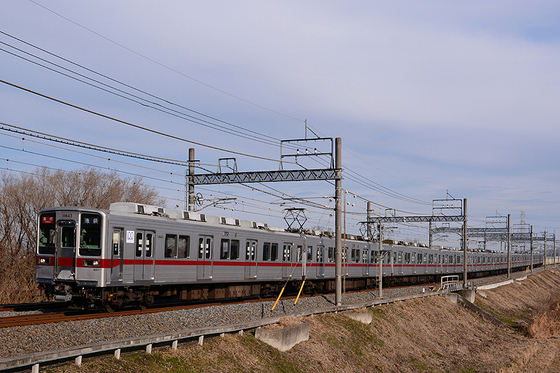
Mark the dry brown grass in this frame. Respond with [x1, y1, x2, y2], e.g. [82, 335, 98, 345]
[27, 269, 560, 373]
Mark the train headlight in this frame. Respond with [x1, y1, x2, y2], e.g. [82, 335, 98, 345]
[38, 257, 50, 265]
[85, 259, 100, 267]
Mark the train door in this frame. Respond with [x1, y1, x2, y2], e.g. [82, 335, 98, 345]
[245, 240, 257, 278]
[362, 248, 369, 276]
[197, 235, 213, 280]
[111, 228, 124, 283]
[282, 243, 293, 278]
[134, 230, 155, 281]
[316, 244, 325, 277]
[55, 220, 76, 280]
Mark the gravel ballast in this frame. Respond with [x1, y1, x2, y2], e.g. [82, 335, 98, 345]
[0, 269, 540, 359]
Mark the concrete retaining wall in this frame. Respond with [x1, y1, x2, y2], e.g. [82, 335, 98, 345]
[254, 322, 310, 352]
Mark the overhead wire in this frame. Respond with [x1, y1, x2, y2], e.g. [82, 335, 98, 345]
[28, 0, 303, 122]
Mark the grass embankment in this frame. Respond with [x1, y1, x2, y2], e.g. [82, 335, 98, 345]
[44, 269, 560, 373]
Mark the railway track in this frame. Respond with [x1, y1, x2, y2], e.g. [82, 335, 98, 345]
[0, 284, 423, 329]
[0, 271, 513, 329]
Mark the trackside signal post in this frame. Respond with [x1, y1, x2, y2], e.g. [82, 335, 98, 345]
[187, 137, 345, 306]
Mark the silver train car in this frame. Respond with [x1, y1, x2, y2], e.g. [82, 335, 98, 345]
[36, 202, 543, 309]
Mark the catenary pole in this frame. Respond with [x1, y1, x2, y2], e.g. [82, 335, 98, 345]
[335, 137, 343, 306]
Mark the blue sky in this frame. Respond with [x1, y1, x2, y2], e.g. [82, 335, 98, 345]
[1, 1, 560, 247]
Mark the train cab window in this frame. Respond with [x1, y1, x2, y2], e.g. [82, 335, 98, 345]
[328, 247, 334, 262]
[307, 246, 313, 262]
[166, 235, 178, 258]
[61, 226, 76, 248]
[178, 235, 190, 258]
[220, 239, 230, 259]
[271, 243, 279, 261]
[38, 213, 56, 254]
[263, 242, 271, 261]
[79, 214, 102, 256]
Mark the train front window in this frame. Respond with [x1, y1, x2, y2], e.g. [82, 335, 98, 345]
[79, 213, 102, 256]
[38, 213, 56, 254]
[61, 226, 75, 248]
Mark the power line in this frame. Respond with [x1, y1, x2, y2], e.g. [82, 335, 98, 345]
[27, 1, 304, 122]
[0, 78, 291, 163]
[0, 38, 281, 147]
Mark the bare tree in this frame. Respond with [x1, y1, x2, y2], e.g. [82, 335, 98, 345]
[0, 167, 166, 303]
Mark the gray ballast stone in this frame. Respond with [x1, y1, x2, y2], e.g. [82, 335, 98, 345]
[255, 322, 310, 352]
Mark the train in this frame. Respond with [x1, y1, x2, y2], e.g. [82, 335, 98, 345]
[35, 202, 542, 310]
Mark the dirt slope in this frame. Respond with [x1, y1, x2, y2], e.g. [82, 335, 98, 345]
[47, 269, 560, 373]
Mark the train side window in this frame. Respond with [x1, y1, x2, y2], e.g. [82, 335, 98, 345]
[428, 254, 433, 264]
[178, 235, 190, 258]
[263, 242, 271, 261]
[404, 252, 410, 264]
[136, 233, 143, 257]
[246, 241, 256, 261]
[317, 246, 323, 262]
[283, 244, 292, 262]
[417, 253, 422, 263]
[398, 252, 403, 264]
[271, 243, 278, 261]
[411, 253, 416, 264]
[39, 213, 56, 254]
[307, 246, 313, 262]
[231, 240, 239, 260]
[165, 234, 178, 258]
[372, 251, 379, 264]
[328, 247, 334, 262]
[220, 239, 230, 259]
[145, 233, 153, 257]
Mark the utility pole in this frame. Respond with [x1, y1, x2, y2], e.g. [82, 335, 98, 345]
[463, 198, 467, 286]
[378, 222, 384, 298]
[187, 148, 195, 211]
[335, 137, 343, 306]
[544, 231, 547, 269]
[507, 214, 511, 278]
[530, 225, 534, 273]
